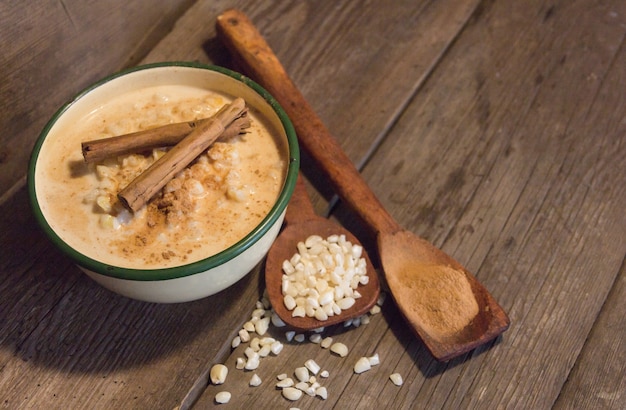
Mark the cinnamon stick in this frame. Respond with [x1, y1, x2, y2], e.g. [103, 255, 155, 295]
[81, 115, 250, 163]
[117, 98, 247, 212]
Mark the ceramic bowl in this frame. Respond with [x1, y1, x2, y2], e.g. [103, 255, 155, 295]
[28, 62, 299, 303]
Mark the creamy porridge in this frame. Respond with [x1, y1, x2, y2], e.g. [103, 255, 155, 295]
[36, 85, 288, 269]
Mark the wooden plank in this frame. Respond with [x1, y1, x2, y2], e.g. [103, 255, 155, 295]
[554, 261, 626, 409]
[2, 0, 624, 408]
[144, 0, 481, 201]
[180, 3, 488, 408]
[353, 0, 626, 408]
[554, 32, 626, 409]
[1, 0, 482, 407]
[0, 0, 194, 203]
[0, 188, 268, 409]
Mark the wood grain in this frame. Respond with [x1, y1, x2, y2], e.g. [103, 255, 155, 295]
[356, 0, 626, 407]
[0, 0, 624, 408]
[0, 0, 194, 203]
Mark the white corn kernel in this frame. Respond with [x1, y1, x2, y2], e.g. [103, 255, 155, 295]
[295, 381, 310, 393]
[277, 373, 288, 380]
[314, 308, 329, 321]
[244, 347, 257, 359]
[249, 374, 262, 387]
[277, 378, 294, 388]
[243, 321, 255, 332]
[299, 382, 316, 396]
[370, 305, 381, 315]
[231, 336, 241, 348]
[235, 357, 245, 369]
[282, 387, 303, 401]
[294, 333, 305, 343]
[270, 341, 284, 355]
[354, 357, 372, 374]
[337, 297, 355, 310]
[368, 353, 380, 366]
[304, 359, 321, 375]
[330, 342, 349, 357]
[284, 295, 296, 310]
[320, 370, 330, 378]
[272, 312, 286, 327]
[255, 316, 270, 335]
[390, 373, 404, 386]
[309, 334, 322, 344]
[295, 367, 309, 383]
[245, 355, 260, 370]
[258, 344, 271, 357]
[239, 329, 250, 343]
[215, 391, 231, 404]
[316, 386, 328, 400]
[320, 337, 333, 349]
[292, 306, 306, 318]
[210, 364, 228, 385]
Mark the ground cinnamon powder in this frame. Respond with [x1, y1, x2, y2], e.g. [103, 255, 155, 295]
[399, 264, 479, 339]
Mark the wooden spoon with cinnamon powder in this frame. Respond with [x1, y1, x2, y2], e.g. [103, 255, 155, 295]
[216, 9, 510, 361]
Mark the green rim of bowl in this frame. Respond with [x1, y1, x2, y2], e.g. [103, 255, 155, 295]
[27, 61, 299, 281]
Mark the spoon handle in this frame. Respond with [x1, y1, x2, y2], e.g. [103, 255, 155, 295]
[217, 9, 401, 237]
[285, 173, 317, 224]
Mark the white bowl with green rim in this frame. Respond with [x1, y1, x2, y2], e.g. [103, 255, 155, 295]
[28, 62, 299, 303]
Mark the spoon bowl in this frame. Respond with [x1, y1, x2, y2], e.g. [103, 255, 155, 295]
[265, 174, 380, 330]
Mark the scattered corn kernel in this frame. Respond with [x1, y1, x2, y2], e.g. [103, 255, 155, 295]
[215, 391, 231, 404]
[316, 386, 328, 400]
[304, 359, 320, 375]
[231, 335, 241, 348]
[277, 378, 294, 388]
[368, 353, 380, 366]
[309, 334, 322, 344]
[210, 364, 228, 385]
[243, 321, 255, 332]
[271, 312, 286, 327]
[354, 357, 372, 374]
[295, 366, 309, 383]
[330, 342, 349, 357]
[239, 328, 250, 343]
[282, 387, 303, 401]
[320, 337, 333, 349]
[249, 373, 262, 387]
[389, 373, 404, 386]
[255, 316, 271, 335]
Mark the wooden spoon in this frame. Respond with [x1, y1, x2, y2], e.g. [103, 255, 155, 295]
[216, 9, 510, 361]
[265, 173, 380, 330]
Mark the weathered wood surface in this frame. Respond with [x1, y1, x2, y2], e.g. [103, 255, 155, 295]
[0, 0, 195, 203]
[0, 0, 624, 409]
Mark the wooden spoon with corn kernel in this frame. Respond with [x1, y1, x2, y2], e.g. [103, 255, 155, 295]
[216, 9, 510, 361]
[264, 173, 380, 331]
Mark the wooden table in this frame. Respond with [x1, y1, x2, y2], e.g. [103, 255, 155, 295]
[1, 1, 624, 408]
